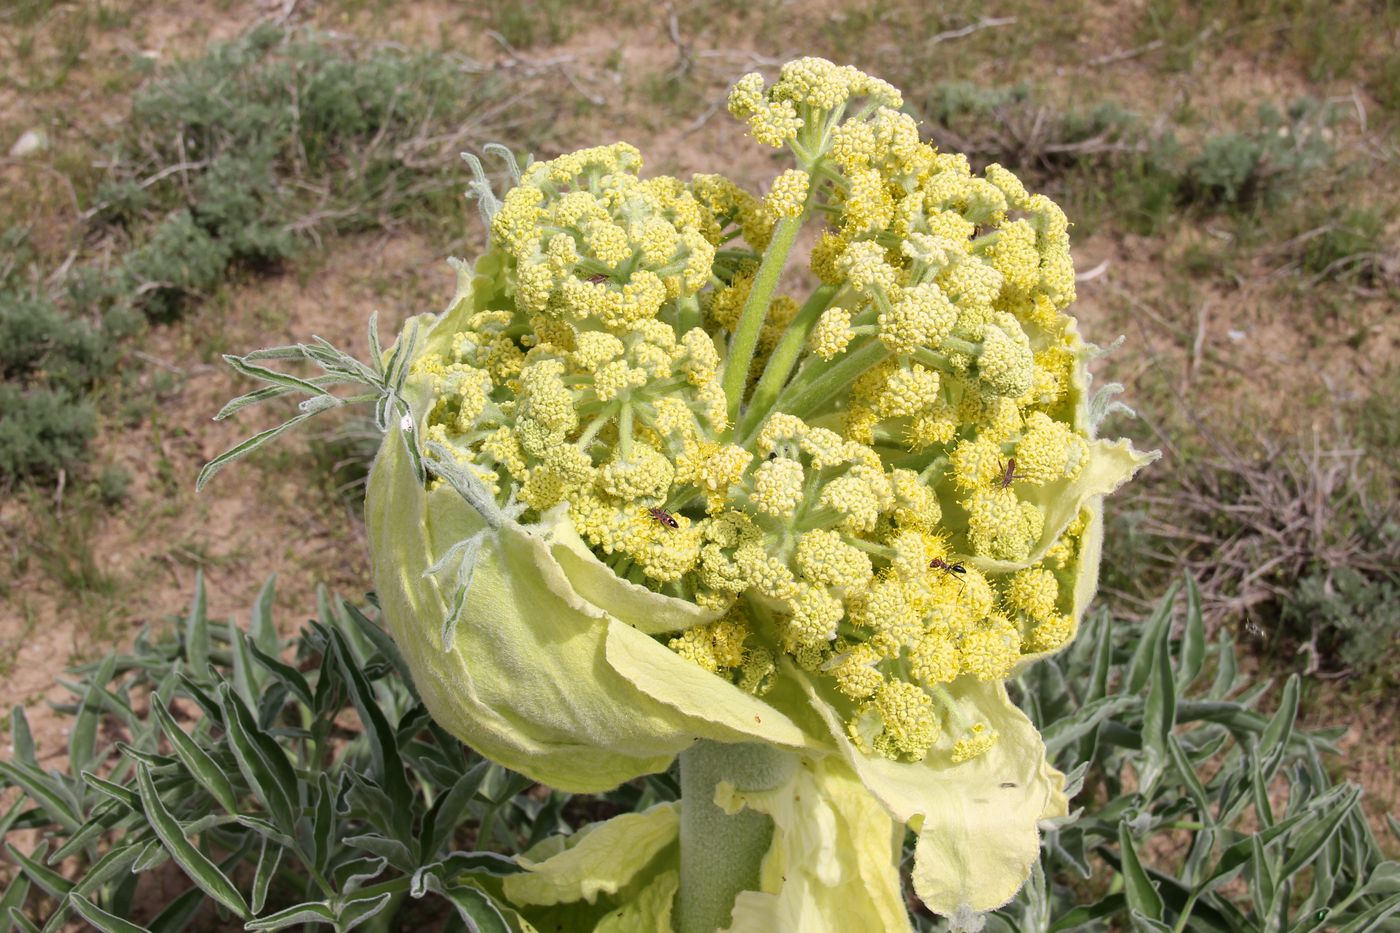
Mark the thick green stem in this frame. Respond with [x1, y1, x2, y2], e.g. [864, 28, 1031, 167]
[738, 284, 840, 437]
[721, 215, 804, 426]
[767, 339, 889, 429]
[677, 741, 797, 933]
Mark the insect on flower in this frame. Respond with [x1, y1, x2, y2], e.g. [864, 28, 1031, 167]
[647, 506, 680, 529]
[929, 557, 968, 595]
[587, 273, 609, 284]
[998, 458, 1026, 489]
[928, 557, 966, 577]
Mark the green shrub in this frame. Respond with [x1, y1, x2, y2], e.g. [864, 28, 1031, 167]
[1181, 102, 1335, 212]
[0, 288, 109, 389]
[904, 82, 1337, 232]
[1285, 566, 1400, 686]
[98, 23, 510, 319]
[1, 24, 545, 486]
[0, 384, 95, 484]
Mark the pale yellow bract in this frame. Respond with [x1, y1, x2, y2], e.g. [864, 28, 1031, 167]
[365, 55, 1154, 926]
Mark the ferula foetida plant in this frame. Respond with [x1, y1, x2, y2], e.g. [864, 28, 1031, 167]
[212, 57, 1152, 932]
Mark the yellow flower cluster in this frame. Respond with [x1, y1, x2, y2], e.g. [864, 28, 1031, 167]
[415, 61, 1113, 767]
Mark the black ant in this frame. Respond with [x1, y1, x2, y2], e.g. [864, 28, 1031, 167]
[998, 458, 1026, 489]
[647, 506, 679, 529]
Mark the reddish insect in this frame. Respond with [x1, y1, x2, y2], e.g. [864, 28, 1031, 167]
[647, 506, 680, 529]
[998, 458, 1026, 489]
[929, 556, 967, 594]
[587, 273, 609, 284]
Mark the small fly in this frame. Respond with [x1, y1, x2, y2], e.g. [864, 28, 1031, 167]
[647, 506, 679, 529]
[998, 458, 1026, 489]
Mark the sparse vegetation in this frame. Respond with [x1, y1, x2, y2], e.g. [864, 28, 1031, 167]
[1120, 431, 1399, 682]
[1, 23, 550, 487]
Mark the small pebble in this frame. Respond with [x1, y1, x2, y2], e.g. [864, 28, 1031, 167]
[8, 128, 47, 158]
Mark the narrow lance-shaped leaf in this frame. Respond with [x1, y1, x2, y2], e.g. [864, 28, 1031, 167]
[247, 641, 314, 708]
[184, 571, 210, 677]
[134, 765, 248, 918]
[425, 877, 512, 933]
[229, 628, 261, 707]
[423, 761, 490, 860]
[217, 684, 298, 834]
[312, 773, 335, 874]
[221, 354, 337, 400]
[1278, 784, 1361, 879]
[81, 770, 142, 812]
[10, 706, 36, 765]
[1333, 892, 1400, 933]
[242, 902, 337, 930]
[1117, 824, 1164, 923]
[328, 628, 414, 842]
[1258, 674, 1300, 783]
[1041, 696, 1132, 757]
[0, 762, 82, 833]
[340, 600, 418, 701]
[1176, 574, 1205, 690]
[251, 835, 282, 915]
[1127, 579, 1179, 694]
[367, 310, 385, 375]
[306, 336, 383, 385]
[4, 842, 72, 899]
[71, 845, 144, 900]
[196, 409, 318, 492]
[152, 697, 238, 813]
[69, 655, 117, 776]
[336, 892, 394, 931]
[1248, 833, 1277, 919]
[9, 908, 42, 933]
[1086, 609, 1113, 703]
[250, 575, 279, 655]
[68, 894, 153, 933]
[1048, 893, 1126, 932]
[1166, 734, 1214, 825]
[0, 873, 30, 924]
[1143, 622, 1177, 758]
[213, 372, 357, 421]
